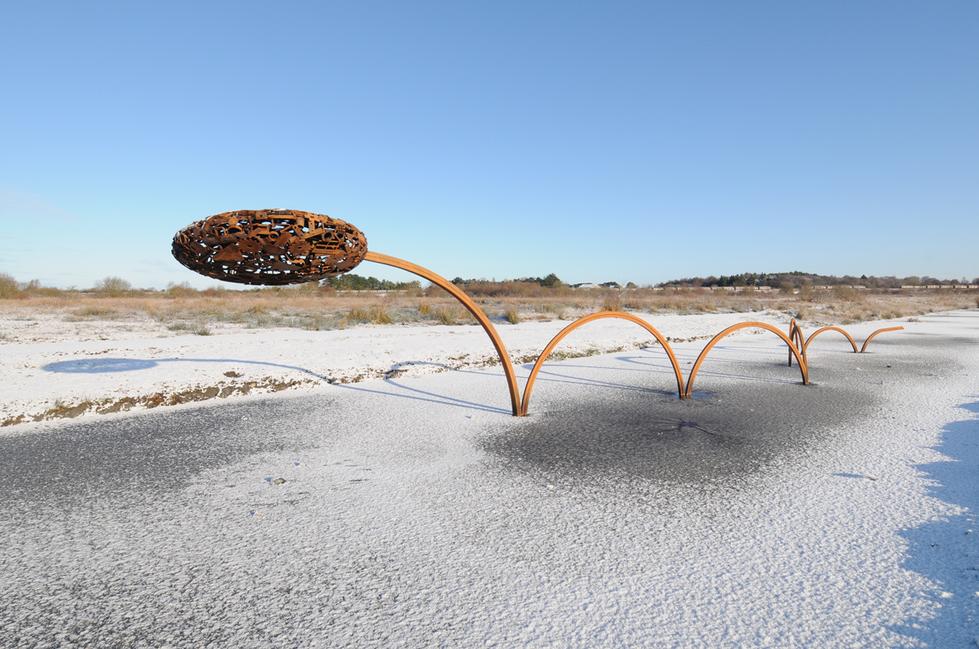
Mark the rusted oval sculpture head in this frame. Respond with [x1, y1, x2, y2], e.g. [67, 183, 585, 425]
[172, 209, 368, 285]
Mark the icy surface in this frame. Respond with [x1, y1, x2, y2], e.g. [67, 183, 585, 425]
[0, 310, 795, 425]
[1, 311, 977, 647]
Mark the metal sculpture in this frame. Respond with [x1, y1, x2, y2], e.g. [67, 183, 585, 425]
[787, 322, 904, 360]
[519, 311, 685, 416]
[803, 326, 859, 355]
[172, 209, 368, 285]
[364, 251, 521, 415]
[684, 322, 809, 398]
[172, 209, 905, 417]
[173, 210, 523, 416]
[787, 319, 806, 367]
[859, 326, 904, 353]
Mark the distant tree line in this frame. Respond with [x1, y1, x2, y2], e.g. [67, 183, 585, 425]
[322, 274, 421, 291]
[451, 273, 564, 288]
[657, 271, 979, 289]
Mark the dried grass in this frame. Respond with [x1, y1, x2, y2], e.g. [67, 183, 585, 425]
[1, 284, 975, 337]
[600, 291, 621, 312]
[346, 305, 394, 325]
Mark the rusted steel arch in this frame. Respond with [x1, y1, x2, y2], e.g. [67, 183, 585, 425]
[364, 251, 522, 416]
[803, 326, 859, 355]
[859, 326, 905, 353]
[519, 311, 684, 416]
[787, 319, 806, 367]
[685, 321, 809, 398]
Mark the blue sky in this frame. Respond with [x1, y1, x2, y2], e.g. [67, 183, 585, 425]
[1, 1, 977, 288]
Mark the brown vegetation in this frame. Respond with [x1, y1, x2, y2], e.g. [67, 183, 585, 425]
[0, 275, 976, 344]
[0, 377, 311, 427]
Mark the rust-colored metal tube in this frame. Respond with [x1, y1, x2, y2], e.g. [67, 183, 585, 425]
[804, 326, 859, 355]
[685, 321, 809, 398]
[364, 251, 522, 416]
[787, 319, 806, 367]
[859, 326, 904, 353]
[519, 311, 685, 416]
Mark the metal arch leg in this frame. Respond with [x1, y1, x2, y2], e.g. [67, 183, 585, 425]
[803, 326, 860, 357]
[519, 311, 685, 416]
[859, 326, 905, 353]
[364, 251, 522, 416]
[685, 321, 809, 398]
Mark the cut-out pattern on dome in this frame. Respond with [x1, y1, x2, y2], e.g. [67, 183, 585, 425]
[172, 209, 367, 285]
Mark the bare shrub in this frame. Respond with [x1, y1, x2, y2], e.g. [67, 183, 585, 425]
[504, 308, 520, 324]
[293, 281, 321, 294]
[21, 279, 64, 297]
[94, 276, 132, 296]
[71, 306, 119, 318]
[0, 273, 20, 299]
[794, 306, 812, 321]
[832, 285, 862, 302]
[165, 282, 197, 298]
[798, 282, 815, 302]
[601, 291, 621, 312]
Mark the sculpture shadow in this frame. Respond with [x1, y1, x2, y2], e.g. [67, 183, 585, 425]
[347, 361, 511, 415]
[481, 378, 880, 494]
[41, 356, 506, 415]
[41, 355, 686, 417]
[515, 363, 677, 398]
[367, 360, 678, 413]
[42, 357, 330, 380]
[889, 399, 979, 646]
[617, 354, 799, 386]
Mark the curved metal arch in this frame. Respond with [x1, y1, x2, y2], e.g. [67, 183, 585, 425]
[804, 326, 859, 355]
[685, 321, 809, 398]
[859, 326, 905, 353]
[364, 251, 522, 416]
[787, 319, 806, 367]
[519, 311, 684, 416]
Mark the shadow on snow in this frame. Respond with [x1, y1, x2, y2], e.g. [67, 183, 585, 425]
[893, 400, 979, 646]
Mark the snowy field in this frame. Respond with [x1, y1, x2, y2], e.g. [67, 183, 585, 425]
[1, 310, 977, 647]
[0, 309, 801, 426]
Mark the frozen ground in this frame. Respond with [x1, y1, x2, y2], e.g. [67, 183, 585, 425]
[0, 310, 977, 647]
[1, 309, 797, 426]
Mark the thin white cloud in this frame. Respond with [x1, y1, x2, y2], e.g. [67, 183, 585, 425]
[0, 189, 78, 222]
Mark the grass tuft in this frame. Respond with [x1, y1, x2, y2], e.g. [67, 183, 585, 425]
[346, 305, 393, 325]
[601, 292, 621, 312]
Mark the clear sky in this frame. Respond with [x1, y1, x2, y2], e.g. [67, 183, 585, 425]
[1, 1, 977, 288]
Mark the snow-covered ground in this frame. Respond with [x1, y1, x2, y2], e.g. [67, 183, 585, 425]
[0, 309, 976, 646]
[1, 309, 804, 426]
